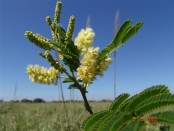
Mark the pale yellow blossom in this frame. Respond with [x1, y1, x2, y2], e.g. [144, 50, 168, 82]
[75, 28, 95, 53]
[26, 65, 58, 85]
[77, 47, 99, 86]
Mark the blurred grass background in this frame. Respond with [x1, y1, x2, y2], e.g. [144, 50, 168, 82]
[0, 101, 111, 131]
[1, 101, 174, 131]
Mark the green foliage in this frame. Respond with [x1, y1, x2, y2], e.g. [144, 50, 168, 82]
[98, 19, 143, 62]
[81, 110, 109, 131]
[151, 111, 174, 125]
[121, 22, 143, 44]
[125, 85, 170, 112]
[135, 94, 174, 116]
[68, 83, 80, 89]
[62, 78, 74, 83]
[81, 85, 174, 131]
[109, 93, 130, 111]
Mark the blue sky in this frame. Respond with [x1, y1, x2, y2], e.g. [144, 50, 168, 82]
[0, 0, 174, 101]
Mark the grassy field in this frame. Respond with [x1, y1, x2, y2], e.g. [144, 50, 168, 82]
[1, 101, 174, 131]
[0, 101, 111, 131]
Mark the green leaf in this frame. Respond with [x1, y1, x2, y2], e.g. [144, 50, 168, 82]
[109, 93, 130, 111]
[135, 94, 174, 116]
[107, 112, 132, 131]
[125, 85, 170, 112]
[122, 22, 143, 44]
[90, 111, 114, 131]
[62, 78, 74, 83]
[81, 85, 174, 131]
[98, 19, 132, 61]
[151, 111, 174, 125]
[87, 111, 132, 131]
[81, 110, 109, 131]
[124, 120, 145, 131]
[98, 20, 143, 62]
[113, 19, 132, 46]
[68, 83, 79, 89]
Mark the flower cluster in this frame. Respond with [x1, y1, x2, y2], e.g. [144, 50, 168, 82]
[77, 47, 99, 86]
[26, 65, 58, 85]
[75, 28, 95, 53]
[75, 28, 112, 87]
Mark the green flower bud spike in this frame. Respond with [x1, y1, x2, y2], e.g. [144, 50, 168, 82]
[54, 1, 62, 24]
[46, 16, 52, 26]
[51, 25, 57, 41]
[45, 16, 57, 42]
[25, 31, 53, 50]
[65, 16, 75, 45]
[38, 51, 65, 73]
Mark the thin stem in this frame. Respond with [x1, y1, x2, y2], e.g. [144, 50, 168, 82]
[64, 71, 81, 88]
[59, 77, 71, 130]
[80, 88, 93, 114]
[114, 50, 116, 99]
[71, 69, 75, 78]
[64, 70, 93, 114]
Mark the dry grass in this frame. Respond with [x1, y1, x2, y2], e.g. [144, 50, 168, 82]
[0, 101, 111, 131]
[1, 102, 174, 131]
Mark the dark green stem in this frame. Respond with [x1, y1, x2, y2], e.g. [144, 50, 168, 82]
[80, 88, 93, 114]
[64, 71, 93, 114]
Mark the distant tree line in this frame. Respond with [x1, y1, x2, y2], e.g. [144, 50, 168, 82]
[0, 99, 113, 103]
[0, 98, 46, 103]
[21, 98, 46, 103]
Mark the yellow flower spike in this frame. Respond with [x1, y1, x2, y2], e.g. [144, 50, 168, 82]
[40, 67, 46, 75]
[38, 76, 43, 81]
[76, 45, 112, 87]
[75, 28, 95, 53]
[26, 65, 33, 74]
[26, 65, 59, 85]
[77, 47, 99, 86]
[33, 64, 39, 72]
